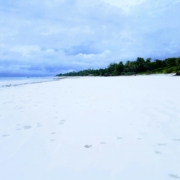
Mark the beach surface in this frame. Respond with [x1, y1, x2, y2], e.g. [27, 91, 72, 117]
[0, 75, 180, 180]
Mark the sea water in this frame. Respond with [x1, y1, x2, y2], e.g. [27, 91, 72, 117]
[0, 76, 55, 87]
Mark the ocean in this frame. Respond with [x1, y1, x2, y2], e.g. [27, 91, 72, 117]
[0, 76, 55, 87]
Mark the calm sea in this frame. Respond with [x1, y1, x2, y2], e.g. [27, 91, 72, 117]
[0, 76, 55, 87]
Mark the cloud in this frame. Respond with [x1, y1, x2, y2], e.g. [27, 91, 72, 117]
[10, 45, 41, 57]
[102, 0, 146, 13]
[0, 0, 180, 75]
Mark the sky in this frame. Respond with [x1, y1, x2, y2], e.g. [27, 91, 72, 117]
[0, 0, 180, 76]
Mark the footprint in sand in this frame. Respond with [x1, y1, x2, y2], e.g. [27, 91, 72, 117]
[169, 174, 180, 179]
[100, 142, 106, 144]
[174, 139, 180, 141]
[84, 145, 92, 148]
[117, 137, 123, 140]
[154, 151, 161, 154]
[51, 132, 56, 134]
[50, 139, 55, 142]
[2, 134, 10, 137]
[137, 138, 142, 140]
[16, 128, 21, 130]
[157, 143, 166, 146]
[58, 123, 64, 125]
[23, 125, 32, 130]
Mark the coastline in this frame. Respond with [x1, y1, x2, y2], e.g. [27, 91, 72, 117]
[0, 76, 66, 88]
[0, 73, 176, 89]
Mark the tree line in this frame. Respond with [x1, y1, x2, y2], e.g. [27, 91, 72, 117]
[57, 57, 180, 76]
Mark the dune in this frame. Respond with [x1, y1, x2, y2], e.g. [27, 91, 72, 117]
[0, 75, 180, 180]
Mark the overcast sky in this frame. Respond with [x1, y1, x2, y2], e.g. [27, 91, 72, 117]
[0, 0, 180, 75]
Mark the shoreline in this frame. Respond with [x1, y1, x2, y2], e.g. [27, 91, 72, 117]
[0, 77, 67, 88]
[1, 73, 177, 89]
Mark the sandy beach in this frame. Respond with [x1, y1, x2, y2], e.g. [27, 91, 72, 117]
[0, 75, 180, 180]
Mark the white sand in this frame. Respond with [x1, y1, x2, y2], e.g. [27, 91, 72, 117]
[0, 75, 180, 180]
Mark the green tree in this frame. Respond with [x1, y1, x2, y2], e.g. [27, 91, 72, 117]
[176, 58, 180, 69]
[135, 57, 145, 72]
[165, 58, 177, 67]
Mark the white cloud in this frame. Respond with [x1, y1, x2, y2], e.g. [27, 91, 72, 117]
[0, 0, 180, 75]
[102, 0, 145, 12]
[11, 45, 41, 56]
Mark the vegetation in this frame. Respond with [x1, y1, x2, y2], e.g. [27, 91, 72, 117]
[57, 57, 180, 76]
